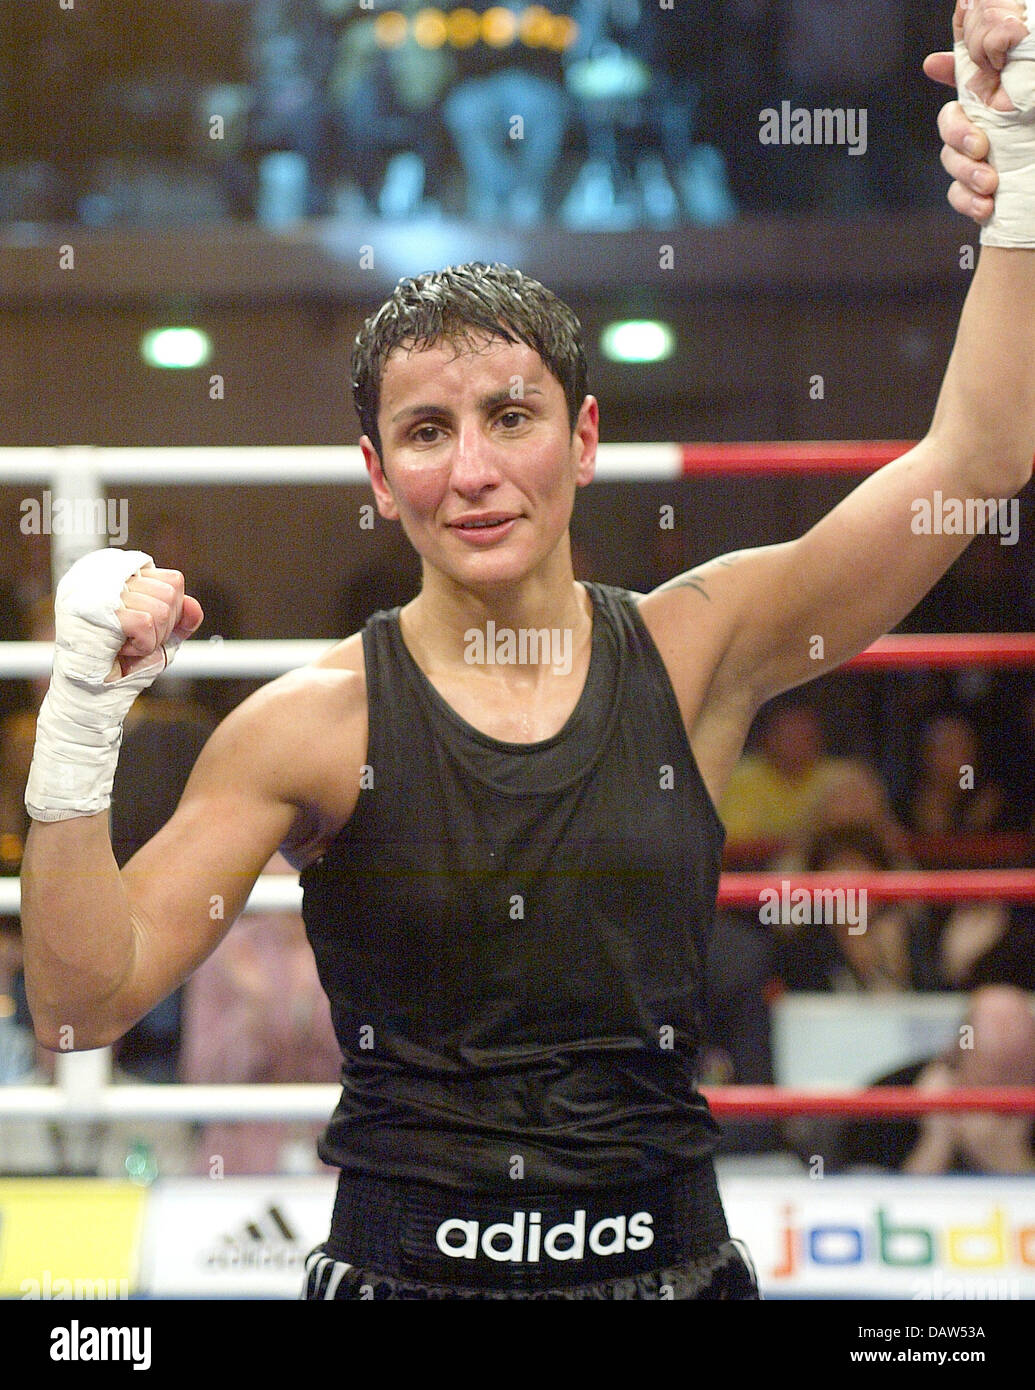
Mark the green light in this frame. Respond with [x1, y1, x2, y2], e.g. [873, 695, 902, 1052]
[140, 326, 212, 370]
[599, 320, 676, 364]
[124, 1137, 158, 1185]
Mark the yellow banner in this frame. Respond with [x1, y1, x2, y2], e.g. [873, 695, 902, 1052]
[0, 1180, 145, 1297]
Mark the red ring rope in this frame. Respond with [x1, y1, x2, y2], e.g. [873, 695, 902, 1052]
[680, 441, 914, 474]
[703, 1086, 1035, 1117]
[847, 634, 1035, 669]
[717, 870, 1035, 906]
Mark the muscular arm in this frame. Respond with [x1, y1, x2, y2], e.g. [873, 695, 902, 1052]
[20, 668, 361, 1050]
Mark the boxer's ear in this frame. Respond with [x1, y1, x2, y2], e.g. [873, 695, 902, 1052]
[360, 435, 399, 520]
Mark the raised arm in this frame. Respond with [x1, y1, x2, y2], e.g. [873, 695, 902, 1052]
[643, 0, 1035, 712]
[22, 686, 299, 1050]
[19, 552, 363, 1050]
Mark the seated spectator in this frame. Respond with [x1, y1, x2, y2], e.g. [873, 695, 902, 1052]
[777, 756, 912, 870]
[895, 706, 1007, 841]
[327, 1, 455, 220]
[834, 986, 1035, 1174]
[441, 0, 571, 225]
[243, 2, 335, 220]
[917, 898, 1035, 995]
[179, 853, 342, 1175]
[773, 823, 914, 994]
[719, 699, 852, 859]
[561, 0, 735, 229]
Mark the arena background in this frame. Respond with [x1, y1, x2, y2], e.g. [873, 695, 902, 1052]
[0, 0, 1033, 1331]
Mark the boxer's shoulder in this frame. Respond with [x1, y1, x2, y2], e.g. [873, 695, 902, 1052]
[203, 635, 369, 822]
[239, 631, 367, 732]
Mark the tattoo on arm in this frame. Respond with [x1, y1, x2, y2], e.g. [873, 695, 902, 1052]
[655, 553, 741, 602]
[665, 574, 711, 600]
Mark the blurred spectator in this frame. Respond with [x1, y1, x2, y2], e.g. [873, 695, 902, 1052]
[777, 756, 912, 869]
[719, 699, 851, 857]
[561, 0, 734, 229]
[180, 853, 342, 1175]
[195, 81, 255, 220]
[773, 823, 914, 993]
[900, 705, 1035, 993]
[895, 532, 1035, 794]
[834, 986, 1035, 1174]
[243, 0, 336, 221]
[441, 0, 571, 225]
[895, 707, 1008, 841]
[915, 898, 1035, 994]
[327, 0, 455, 219]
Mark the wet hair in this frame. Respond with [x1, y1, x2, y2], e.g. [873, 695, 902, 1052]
[351, 262, 588, 461]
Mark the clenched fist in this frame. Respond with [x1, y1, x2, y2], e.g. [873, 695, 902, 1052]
[924, 0, 1030, 223]
[110, 563, 205, 682]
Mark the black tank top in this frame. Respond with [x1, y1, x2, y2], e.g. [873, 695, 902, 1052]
[301, 582, 725, 1193]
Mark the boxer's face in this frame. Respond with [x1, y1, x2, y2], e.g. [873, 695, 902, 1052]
[361, 334, 597, 592]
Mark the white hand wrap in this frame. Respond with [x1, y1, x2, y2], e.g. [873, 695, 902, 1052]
[956, 22, 1035, 247]
[25, 548, 183, 822]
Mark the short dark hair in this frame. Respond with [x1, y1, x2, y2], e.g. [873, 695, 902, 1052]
[351, 262, 588, 461]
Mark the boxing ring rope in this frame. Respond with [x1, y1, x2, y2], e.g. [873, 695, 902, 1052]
[0, 440, 915, 485]
[0, 441, 1032, 1128]
[0, 868, 1034, 918]
[0, 1083, 1034, 1122]
[0, 633, 1034, 681]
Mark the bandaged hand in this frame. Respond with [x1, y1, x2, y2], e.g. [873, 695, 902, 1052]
[956, 6, 1035, 245]
[25, 549, 203, 822]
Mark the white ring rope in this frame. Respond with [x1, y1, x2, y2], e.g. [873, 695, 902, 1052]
[0, 874, 299, 916]
[0, 443, 683, 484]
[0, 640, 331, 679]
[0, 1082, 339, 1121]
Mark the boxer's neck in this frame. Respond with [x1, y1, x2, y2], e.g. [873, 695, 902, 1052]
[398, 566, 593, 683]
